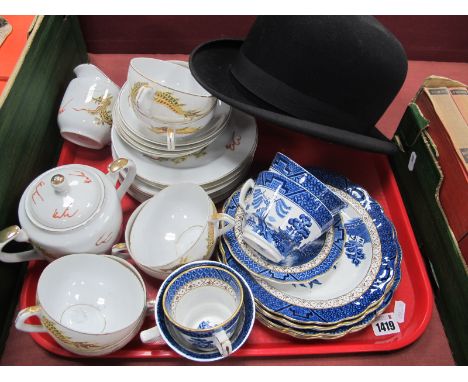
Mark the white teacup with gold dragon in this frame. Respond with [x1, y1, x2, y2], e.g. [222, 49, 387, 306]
[15, 254, 149, 356]
[128, 58, 217, 150]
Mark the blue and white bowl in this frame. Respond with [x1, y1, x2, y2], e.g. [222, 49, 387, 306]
[238, 170, 333, 263]
[270, 152, 346, 215]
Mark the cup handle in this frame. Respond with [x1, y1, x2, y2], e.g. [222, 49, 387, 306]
[107, 158, 137, 200]
[238, 179, 255, 210]
[15, 306, 48, 333]
[210, 213, 236, 236]
[111, 243, 131, 260]
[134, 85, 153, 116]
[166, 128, 176, 151]
[140, 325, 164, 344]
[0, 226, 43, 263]
[213, 330, 232, 357]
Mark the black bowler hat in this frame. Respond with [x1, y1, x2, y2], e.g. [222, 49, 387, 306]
[189, 16, 408, 154]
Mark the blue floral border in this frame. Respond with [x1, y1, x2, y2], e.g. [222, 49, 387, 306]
[258, 235, 402, 336]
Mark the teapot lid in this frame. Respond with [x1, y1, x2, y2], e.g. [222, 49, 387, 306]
[25, 165, 105, 230]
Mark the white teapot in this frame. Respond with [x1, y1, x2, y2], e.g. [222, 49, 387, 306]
[0, 158, 136, 263]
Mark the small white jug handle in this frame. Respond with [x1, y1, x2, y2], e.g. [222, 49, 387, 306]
[0, 226, 43, 263]
[107, 158, 137, 200]
[15, 306, 48, 333]
[238, 179, 255, 210]
[213, 330, 232, 357]
[140, 325, 163, 344]
[210, 213, 236, 236]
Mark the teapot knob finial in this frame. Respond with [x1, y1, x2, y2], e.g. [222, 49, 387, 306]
[51, 174, 68, 193]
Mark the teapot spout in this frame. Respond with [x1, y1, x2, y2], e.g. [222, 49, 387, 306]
[73, 63, 108, 80]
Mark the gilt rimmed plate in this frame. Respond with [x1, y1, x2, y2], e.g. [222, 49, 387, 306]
[111, 109, 257, 187]
[219, 173, 398, 325]
[250, 225, 401, 330]
[119, 157, 252, 204]
[222, 188, 376, 284]
[254, 237, 402, 338]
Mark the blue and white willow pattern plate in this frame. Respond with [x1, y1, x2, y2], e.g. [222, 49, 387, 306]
[155, 260, 255, 362]
[220, 170, 399, 325]
[254, 236, 402, 337]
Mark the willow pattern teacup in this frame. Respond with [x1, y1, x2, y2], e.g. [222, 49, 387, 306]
[270, 152, 346, 215]
[140, 264, 244, 357]
[238, 171, 333, 263]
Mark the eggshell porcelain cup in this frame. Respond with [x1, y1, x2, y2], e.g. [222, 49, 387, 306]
[140, 264, 244, 357]
[238, 171, 333, 263]
[128, 58, 216, 150]
[112, 183, 235, 279]
[15, 254, 149, 356]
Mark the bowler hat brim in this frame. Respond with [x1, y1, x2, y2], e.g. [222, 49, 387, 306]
[189, 39, 398, 154]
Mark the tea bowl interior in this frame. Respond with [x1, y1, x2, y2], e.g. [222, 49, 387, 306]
[37, 254, 146, 335]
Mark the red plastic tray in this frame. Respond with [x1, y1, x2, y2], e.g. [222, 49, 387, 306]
[19, 121, 433, 359]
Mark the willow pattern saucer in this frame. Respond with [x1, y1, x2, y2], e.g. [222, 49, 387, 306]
[254, 237, 402, 338]
[219, 174, 398, 325]
[222, 186, 376, 284]
[154, 261, 255, 362]
[252, 232, 401, 330]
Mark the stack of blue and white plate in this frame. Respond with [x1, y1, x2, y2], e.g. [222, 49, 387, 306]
[217, 153, 402, 339]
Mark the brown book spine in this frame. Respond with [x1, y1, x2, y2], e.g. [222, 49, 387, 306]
[424, 87, 468, 171]
[416, 89, 468, 247]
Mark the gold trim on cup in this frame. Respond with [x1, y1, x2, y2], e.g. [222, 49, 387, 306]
[129, 59, 215, 99]
[162, 264, 244, 333]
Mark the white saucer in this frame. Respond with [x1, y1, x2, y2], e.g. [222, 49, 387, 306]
[111, 108, 258, 187]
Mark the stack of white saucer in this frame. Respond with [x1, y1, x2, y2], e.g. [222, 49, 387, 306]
[111, 58, 258, 203]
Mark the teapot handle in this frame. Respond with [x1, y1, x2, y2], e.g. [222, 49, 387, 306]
[0, 226, 43, 263]
[107, 158, 137, 200]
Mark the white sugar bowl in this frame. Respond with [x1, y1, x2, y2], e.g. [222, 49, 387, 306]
[0, 158, 136, 263]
